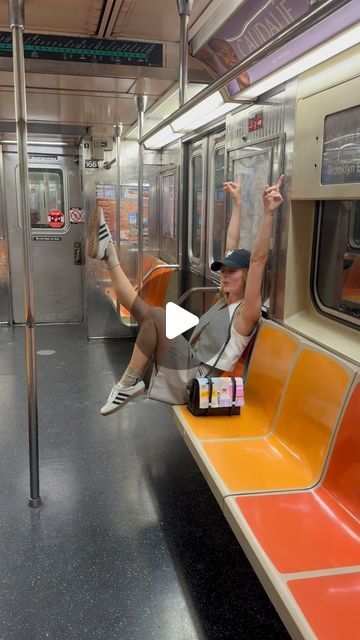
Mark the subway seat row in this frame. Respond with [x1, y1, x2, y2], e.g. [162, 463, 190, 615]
[172, 320, 360, 640]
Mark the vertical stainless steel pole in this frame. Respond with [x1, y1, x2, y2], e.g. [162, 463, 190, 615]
[113, 123, 122, 314]
[134, 95, 147, 294]
[177, 0, 193, 106]
[9, 0, 41, 507]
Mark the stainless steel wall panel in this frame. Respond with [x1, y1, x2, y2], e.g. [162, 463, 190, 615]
[225, 101, 284, 150]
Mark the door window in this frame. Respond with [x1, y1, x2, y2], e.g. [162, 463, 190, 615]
[160, 171, 177, 262]
[210, 146, 226, 264]
[27, 168, 65, 230]
[190, 153, 204, 261]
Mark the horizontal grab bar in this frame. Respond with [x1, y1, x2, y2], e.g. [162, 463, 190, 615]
[176, 286, 219, 305]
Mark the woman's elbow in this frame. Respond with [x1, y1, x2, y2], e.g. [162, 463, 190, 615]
[250, 253, 267, 268]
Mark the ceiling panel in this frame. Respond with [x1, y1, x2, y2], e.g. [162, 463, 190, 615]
[0, 87, 156, 127]
[0, 0, 102, 35]
[127, 77, 174, 96]
[0, 71, 134, 94]
[0, 0, 217, 130]
[112, 0, 214, 42]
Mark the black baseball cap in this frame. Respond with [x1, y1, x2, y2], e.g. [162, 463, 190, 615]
[211, 248, 251, 271]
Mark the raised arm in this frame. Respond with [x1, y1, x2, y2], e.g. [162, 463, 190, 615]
[234, 175, 284, 336]
[223, 180, 242, 252]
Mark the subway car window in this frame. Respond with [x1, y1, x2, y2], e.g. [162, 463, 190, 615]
[28, 168, 65, 229]
[190, 153, 203, 260]
[350, 207, 360, 249]
[211, 146, 226, 263]
[315, 200, 360, 324]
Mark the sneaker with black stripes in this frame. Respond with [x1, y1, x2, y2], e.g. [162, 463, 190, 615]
[101, 379, 146, 416]
[87, 206, 111, 261]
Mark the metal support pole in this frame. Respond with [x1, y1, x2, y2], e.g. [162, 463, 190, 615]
[113, 123, 122, 314]
[134, 95, 147, 294]
[9, 0, 41, 507]
[176, 0, 193, 106]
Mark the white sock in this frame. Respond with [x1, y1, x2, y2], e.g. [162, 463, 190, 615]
[105, 242, 120, 269]
[118, 366, 143, 388]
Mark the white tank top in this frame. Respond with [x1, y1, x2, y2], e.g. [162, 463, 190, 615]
[190, 300, 256, 371]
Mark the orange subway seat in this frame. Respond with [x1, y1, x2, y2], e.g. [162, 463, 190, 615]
[119, 256, 173, 319]
[288, 572, 360, 640]
[201, 348, 352, 493]
[229, 379, 360, 572]
[176, 323, 299, 440]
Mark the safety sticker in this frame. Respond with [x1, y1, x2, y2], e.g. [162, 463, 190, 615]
[48, 207, 65, 229]
[70, 207, 84, 223]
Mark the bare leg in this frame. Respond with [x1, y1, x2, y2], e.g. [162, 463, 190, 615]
[87, 208, 170, 415]
[107, 260, 149, 324]
[87, 206, 149, 323]
[128, 307, 169, 373]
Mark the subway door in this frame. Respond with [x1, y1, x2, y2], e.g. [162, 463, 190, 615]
[185, 134, 226, 317]
[5, 156, 84, 323]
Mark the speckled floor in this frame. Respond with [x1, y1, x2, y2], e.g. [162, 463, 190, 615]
[0, 324, 290, 640]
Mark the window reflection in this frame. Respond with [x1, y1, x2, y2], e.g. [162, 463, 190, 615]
[321, 106, 360, 185]
[316, 201, 360, 322]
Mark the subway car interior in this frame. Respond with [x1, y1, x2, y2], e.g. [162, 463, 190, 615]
[0, 0, 359, 638]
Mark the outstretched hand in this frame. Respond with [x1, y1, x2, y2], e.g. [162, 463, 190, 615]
[263, 175, 284, 215]
[223, 180, 241, 206]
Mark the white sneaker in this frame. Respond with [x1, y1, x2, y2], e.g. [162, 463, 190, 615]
[101, 380, 146, 416]
[87, 206, 111, 260]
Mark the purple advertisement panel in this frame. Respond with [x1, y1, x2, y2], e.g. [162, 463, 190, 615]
[196, 0, 310, 96]
[248, 0, 360, 88]
[196, 0, 360, 97]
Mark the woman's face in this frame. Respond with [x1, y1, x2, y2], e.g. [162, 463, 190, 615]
[220, 267, 246, 299]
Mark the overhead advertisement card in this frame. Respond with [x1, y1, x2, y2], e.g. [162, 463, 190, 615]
[195, 0, 360, 97]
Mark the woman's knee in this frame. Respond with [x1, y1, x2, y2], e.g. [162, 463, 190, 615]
[141, 306, 166, 327]
[131, 297, 151, 323]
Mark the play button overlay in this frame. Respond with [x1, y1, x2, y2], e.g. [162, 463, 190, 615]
[165, 302, 199, 339]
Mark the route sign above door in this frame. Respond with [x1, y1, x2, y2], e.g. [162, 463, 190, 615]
[0, 32, 163, 67]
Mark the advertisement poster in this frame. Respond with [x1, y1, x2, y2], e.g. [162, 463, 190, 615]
[232, 150, 271, 250]
[196, 0, 311, 96]
[196, 0, 360, 97]
[96, 183, 149, 241]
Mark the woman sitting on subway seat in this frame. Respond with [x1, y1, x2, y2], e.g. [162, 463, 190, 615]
[87, 176, 284, 416]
